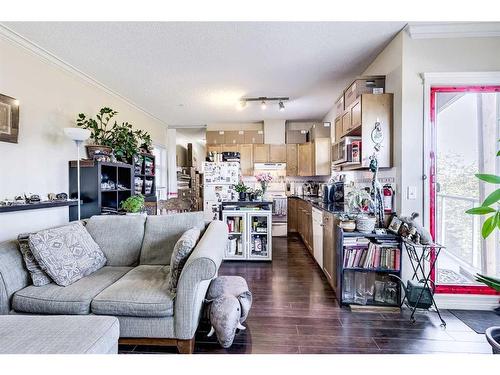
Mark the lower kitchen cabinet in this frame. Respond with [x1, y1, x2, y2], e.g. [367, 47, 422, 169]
[287, 197, 298, 233]
[322, 211, 337, 289]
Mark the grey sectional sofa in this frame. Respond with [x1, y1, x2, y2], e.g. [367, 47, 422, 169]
[0, 212, 228, 354]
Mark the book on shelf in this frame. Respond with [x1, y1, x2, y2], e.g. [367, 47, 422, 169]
[343, 242, 400, 271]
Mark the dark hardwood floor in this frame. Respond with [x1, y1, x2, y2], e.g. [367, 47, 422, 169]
[120, 235, 491, 354]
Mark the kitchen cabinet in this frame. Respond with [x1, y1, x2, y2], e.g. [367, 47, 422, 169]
[253, 144, 270, 163]
[313, 138, 331, 176]
[298, 142, 313, 177]
[312, 208, 324, 268]
[244, 130, 264, 144]
[206, 131, 225, 145]
[207, 145, 221, 154]
[287, 197, 298, 233]
[238, 144, 254, 176]
[341, 111, 351, 135]
[297, 199, 312, 253]
[344, 76, 385, 108]
[322, 211, 337, 289]
[286, 144, 298, 176]
[221, 144, 239, 153]
[224, 131, 245, 144]
[269, 144, 286, 163]
[334, 117, 342, 144]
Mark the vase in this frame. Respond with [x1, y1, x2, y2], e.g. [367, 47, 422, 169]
[260, 182, 267, 200]
[239, 192, 246, 201]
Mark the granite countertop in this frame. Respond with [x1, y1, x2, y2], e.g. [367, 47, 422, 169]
[288, 195, 348, 214]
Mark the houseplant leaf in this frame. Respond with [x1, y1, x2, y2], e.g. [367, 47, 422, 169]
[481, 188, 500, 207]
[466, 206, 496, 215]
[481, 214, 498, 239]
[475, 173, 500, 184]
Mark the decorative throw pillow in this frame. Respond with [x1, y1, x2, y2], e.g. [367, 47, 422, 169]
[166, 227, 201, 296]
[29, 222, 107, 287]
[18, 234, 52, 286]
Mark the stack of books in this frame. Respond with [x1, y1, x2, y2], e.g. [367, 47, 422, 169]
[343, 242, 401, 271]
[343, 237, 371, 247]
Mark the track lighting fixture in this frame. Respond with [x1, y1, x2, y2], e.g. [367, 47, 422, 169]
[238, 96, 289, 111]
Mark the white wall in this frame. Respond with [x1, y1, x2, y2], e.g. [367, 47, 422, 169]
[0, 33, 167, 242]
[263, 119, 285, 144]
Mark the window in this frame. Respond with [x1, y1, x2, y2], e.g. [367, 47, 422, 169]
[153, 145, 167, 200]
[430, 86, 500, 294]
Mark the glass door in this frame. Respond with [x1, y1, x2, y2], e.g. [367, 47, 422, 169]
[430, 86, 500, 294]
[248, 212, 272, 260]
[222, 211, 247, 260]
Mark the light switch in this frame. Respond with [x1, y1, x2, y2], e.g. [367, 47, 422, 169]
[407, 186, 417, 200]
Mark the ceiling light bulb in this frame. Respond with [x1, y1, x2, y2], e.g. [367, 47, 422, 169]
[261, 100, 267, 110]
[279, 101, 285, 111]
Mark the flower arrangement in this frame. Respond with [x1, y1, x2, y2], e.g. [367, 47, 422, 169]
[255, 173, 273, 198]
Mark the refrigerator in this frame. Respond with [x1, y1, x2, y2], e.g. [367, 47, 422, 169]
[203, 161, 240, 221]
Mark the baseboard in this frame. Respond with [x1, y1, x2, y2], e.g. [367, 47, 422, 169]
[434, 293, 500, 310]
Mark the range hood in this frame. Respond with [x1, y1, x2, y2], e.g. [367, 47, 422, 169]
[254, 163, 286, 170]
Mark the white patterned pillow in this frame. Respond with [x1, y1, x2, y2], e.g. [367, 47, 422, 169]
[18, 234, 52, 286]
[166, 227, 201, 296]
[29, 222, 107, 287]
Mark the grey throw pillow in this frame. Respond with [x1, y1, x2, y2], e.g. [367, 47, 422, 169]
[18, 234, 52, 286]
[166, 227, 201, 296]
[29, 222, 107, 287]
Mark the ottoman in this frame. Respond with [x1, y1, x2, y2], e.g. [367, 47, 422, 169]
[0, 315, 119, 354]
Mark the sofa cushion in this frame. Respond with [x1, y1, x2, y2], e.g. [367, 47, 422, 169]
[29, 222, 107, 286]
[140, 212, 205, 265]
[86, 215, 146, 266]
[17, 234, 52, 286]
[92, 265, 174, 317]
[0, 315, 119, 354]
[12, 266, 132, 315]
[167, 228, 201, 296]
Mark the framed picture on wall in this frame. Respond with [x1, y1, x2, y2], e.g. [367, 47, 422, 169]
[0, 94, 20, 144]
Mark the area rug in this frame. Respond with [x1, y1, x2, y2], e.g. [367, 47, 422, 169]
[449, 309, 500, 334]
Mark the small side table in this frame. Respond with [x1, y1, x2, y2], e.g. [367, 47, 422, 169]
[401, 240, 447, 327]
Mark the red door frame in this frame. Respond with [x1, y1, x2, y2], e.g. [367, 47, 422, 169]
[430, 85, 500, 295]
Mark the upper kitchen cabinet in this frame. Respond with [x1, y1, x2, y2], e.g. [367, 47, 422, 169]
[206, 131, 225, 145]
[314, 138, 331, 176]
[298, 142, 314, 176]
[344, 76, 385, 108]
[207, 144, 222, 154]
[286, 144, 298, 176]
[224, 130, 245, 144]
[253, 144, 270, 163]
[239, 144, 254, 176]
[269, 144, 286, 163]
[244, 130, 264, 144]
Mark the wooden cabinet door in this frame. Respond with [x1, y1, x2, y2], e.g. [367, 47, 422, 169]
[238, 144, 254, 176]
[206, 131, 225, 145]
[298, 142, 313, 176]
[286, 144, 298, 176]
[253, 144, 270, 163]
[224, 131, 245, 144]
[287, 198, 298, 233]
[334, 117, 342, 143]
[269, 144, 286, 162]
[351, 98, 362, 129]
[306, 204, 313, 252]
[314, 138, 331, 176]
[322, 212, 335, 288]
[341, 111, 351, 135]
[221, 144, 239, 153]
[207, 145, 221, 155]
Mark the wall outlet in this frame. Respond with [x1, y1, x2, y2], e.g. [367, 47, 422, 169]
[407, 186, 417, 200]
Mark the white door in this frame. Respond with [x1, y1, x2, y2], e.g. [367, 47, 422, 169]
[312, 208, 323, 268]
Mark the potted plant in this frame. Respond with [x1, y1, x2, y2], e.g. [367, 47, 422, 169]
[465, 144, 500, 353]
[76, 107, 117, 158]
[346, 187, 376, 233]
[234, 182, 249, 201]
[120, 194, 145, 215]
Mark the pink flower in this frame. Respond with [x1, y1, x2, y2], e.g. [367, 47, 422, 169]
[255, 173, 273, 183]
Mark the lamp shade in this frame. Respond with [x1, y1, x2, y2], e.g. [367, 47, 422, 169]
[64, 127, 91, 142]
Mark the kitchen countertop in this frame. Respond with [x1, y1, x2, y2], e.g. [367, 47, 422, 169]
[288, 195, 348, 214]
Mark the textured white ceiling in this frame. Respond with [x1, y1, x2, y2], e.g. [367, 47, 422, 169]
[3, 22, 405, 126]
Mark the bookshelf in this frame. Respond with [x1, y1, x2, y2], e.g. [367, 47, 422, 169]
[133, 153, 156, 201]
[335, 227, 402, 308]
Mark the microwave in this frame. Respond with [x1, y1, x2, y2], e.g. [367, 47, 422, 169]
[332, 136, 362, 165]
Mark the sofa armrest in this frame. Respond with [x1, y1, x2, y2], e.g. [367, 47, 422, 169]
[0, 240, 30, 315]
[174, 220, 227, 339]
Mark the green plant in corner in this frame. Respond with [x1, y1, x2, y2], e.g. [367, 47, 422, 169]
[465, 141, 500, 239]
[121, 194, 145, 213]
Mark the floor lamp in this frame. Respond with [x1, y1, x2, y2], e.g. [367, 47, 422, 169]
[64, 127, 91, 220]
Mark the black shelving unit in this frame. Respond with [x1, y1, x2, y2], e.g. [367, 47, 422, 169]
[68, 160, 133, 221]
[133, 153, 156, 202]
[336, 227, 403, 308]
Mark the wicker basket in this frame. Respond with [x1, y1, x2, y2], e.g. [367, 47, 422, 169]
[356, 215, 376, 233]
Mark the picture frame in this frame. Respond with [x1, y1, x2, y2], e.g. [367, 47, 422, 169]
[387, 215, 402, 234]
[0, 94, 20, 144]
